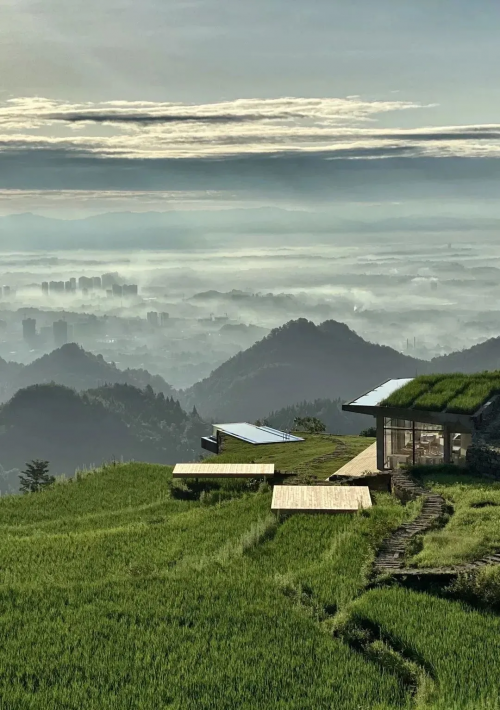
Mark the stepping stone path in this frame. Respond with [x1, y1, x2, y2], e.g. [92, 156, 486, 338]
[373, 469, 500, 579]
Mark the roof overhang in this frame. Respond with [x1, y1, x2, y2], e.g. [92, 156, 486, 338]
[342, 378, 477, 432]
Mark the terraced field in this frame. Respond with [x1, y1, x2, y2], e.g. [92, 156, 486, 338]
[0, 440, 499, 708]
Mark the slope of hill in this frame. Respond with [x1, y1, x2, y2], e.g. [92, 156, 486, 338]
[431, 336, 500, 373]
[0, 448, 499, 707]
[0, 382, 207, 488]
[262, 398, 372, 435]
[184, 319, 421, 421]
[0, 343, 177, 404]
[185, 319, 500, 421]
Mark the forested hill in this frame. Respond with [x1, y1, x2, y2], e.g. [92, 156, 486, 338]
[0, 344, 176, 404]
[184, 319, 500, 421]
[262, 398, 372, 435]
[0, 382, 208, 492]
[430, 336, 500, 373]
[184, 319, 421, 421]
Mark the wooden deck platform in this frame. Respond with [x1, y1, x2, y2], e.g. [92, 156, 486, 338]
[173, 463, 275, 478]
[329, 442, 378, 479]
[271, 485, 372, 514]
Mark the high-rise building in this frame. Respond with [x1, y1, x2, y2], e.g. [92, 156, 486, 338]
[123, 284, 138, 296]
[160, 312, 170, 326]
[53, 320, 68, 347]
[92, 276, 102, 289]
[3, 286, 11, 298]
[102, 272, 119, 289]
[22, 318, 37, 342]
[41, 282, 49, 295]
[147, 311, 159, 327]
[65, 281, 72, 292]
[70, 277, 77, 290]
[112, 284, 123, 297]
[49, 281, 65, 293]
[79, 276, 94, 290]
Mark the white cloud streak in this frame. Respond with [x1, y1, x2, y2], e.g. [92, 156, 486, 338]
[0, 95, 499, 161]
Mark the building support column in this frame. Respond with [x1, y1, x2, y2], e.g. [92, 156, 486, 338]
[376, 415, 385, 471]
[443, 427, 451, 464]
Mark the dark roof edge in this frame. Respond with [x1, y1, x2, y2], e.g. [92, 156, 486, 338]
[342, 402, 474, 430]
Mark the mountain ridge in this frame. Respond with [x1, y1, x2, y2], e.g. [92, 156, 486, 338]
[0, 343, 177, 404]
[184, 318, 500, 421]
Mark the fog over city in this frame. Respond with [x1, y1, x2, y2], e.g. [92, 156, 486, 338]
[2, 225, 500, 389]
[1, 0, 500, 389]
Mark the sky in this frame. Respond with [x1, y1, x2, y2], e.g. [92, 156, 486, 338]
[1, 0, 500, 216]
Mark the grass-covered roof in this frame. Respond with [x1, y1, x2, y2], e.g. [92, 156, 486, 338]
[380, 372, 500, 415]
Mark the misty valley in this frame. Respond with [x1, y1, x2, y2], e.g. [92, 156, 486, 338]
[2, 235, 500, 492]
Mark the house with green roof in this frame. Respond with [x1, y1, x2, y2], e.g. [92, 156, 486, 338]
[343, 373, 500, 470]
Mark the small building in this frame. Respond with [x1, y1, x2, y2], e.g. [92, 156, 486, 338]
[201, 422, 304, 454]
[271, 485, 372, 514]
[147, 311, 159, 327]
[342, 374, 500, 470]
[173, 463, 274, 478]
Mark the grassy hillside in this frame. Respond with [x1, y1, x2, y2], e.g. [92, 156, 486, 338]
[211, 432, 375, 480]
[0, 461, 412, 709]
[1, 451, 500, 708]
[409, 470, 500, 567]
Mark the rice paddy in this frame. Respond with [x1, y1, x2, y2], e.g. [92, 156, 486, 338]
[0, 443, 499, 708]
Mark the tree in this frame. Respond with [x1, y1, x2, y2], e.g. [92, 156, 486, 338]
[19, 460, 55, 494]
[359, 426, 377, 437]
[293, 416, 326, 434]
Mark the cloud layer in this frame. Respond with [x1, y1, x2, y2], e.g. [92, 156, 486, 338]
[1, 95, 499, 162]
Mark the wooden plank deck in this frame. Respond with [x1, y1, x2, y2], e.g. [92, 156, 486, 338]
[173, 463, 275, 478]
[329, 442, 378, 478]
[271, 485, 372, 514]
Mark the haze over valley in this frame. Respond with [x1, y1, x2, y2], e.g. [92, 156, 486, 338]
[2, 228, 500, 392]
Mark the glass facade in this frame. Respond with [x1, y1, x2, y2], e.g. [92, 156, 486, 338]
[382, 418, 471, 469]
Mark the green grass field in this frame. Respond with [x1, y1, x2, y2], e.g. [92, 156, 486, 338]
[409, 471, 500, 567]
[211, 432, 374, 479]
[1, 441, 500, 708]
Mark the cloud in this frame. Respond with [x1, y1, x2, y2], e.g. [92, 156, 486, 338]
[0, 95, 499, 200]
[0, 96, 499, 163]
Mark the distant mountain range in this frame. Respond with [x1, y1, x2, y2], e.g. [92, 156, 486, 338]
[1, 209, 500, 250]
[0, 344, 176, 404]
[0, 382, 208, 490]
[3, 321, 500, 433]
[183, 319, 500, 421]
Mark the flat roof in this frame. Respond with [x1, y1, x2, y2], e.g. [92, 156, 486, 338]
[271, 485, 372, 514]
[346, 378, 414, 408]
[214, 422, 304, 445]
[173, 463, 275, 478]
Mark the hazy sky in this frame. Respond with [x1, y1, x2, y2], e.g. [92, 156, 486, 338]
[1, 0, 499, 215]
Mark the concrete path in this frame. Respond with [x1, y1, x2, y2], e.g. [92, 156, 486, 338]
[330, 442, 377, 478]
